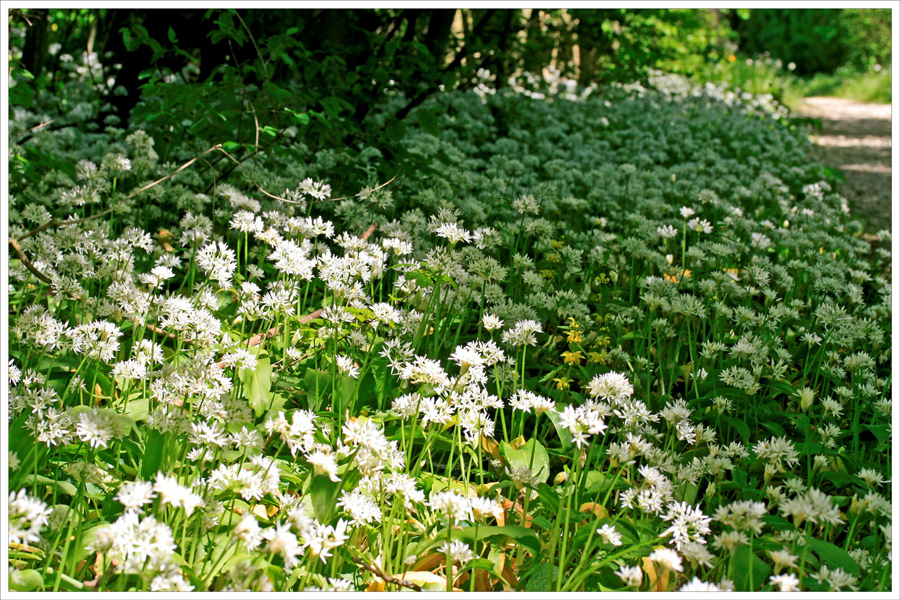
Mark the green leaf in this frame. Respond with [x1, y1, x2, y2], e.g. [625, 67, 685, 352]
[545, 409, 575, 451]
[442, 71, 458, 91]
[732, 544, 770, 591]
[415, 108, 440, 136]
[805, 536, 859, 577]
[9, 569, 44, 591]
[141, 429, 165, 479]
[724, 415, 750, 444]
[286, 108, 310, 125]
[222, 141, 242, 152]
[501, 438, 550, 484]
[240, 358, 273, 418]
[454, 525, 541, 557]
[9, 82, 35, 110]
[385, 119, 406, 141]
[19, 475, 77, 497]
[863, 424, 891, 445]
[522, 562, 558, 591]
[168, 27, 178, 44]
[535, 482, 560, 514]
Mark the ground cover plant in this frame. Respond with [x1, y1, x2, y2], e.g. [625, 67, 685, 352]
[6, 24, 894, 593]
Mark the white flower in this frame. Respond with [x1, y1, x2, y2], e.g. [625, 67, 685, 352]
[679, 577, 722, 591]
[337, 489, 382, 526]
[659, 501, 711, 551]
[233, 513, 263, 549]
[8, 489, 51, 548]
[769, 572, 800, 591]
[679, 206, 695, 219]
[482, 313, 504, 331]
[648, 547, 683, 572]
[115, 480, 156, 514]
[196, 241, 237, 287]
[615, 564, 643, 588]
[335, 355, 360, 379]
[586, 371, 633, 405]
[596, 523, 623, 546]
[657, 224, 678, 239]
[439, 539, 474, 565]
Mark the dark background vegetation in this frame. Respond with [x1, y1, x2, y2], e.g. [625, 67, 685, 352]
[8, 8, 892, 195]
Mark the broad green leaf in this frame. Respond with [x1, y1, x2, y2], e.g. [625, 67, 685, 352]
[805, 536, 859, 577]
[732, 544, 770, 591]
[19, 475, 77, 497]
[454, 524, 541, 557]
[545, 408, 575, 451]
[309, 473, 342, 523]
[501, 438, 550, 484]
[240, 358, 273, 418]
[415, 108, 440, 137]
[9, 569, 44, 591]
[141, 428, 165, 479]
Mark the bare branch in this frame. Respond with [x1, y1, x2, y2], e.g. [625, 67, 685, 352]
[348, 554, 423, 592]
[9, 237, 53, 285]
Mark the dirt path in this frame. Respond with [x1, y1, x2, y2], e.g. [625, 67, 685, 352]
[794, 97, 892, 235]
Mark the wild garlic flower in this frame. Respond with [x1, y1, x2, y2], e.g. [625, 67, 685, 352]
[501, 319, 543, 347]
[337, 489, 382, 526]
[659, 501, 711, 551]
[679, 578, 722, 592]
[769, 548, 799, 573]
[657, 224, 678, 239]
[585, 371, 633, 405]
[615, 564, 643, 588]
[779, 488, 843, 528]
[428, 490, 474, 522]
[753, 436, 800, 470]
[8, 489, 52, 549]
[115, 480, 156, 514]
[75, 407, 121, 448]
[153, 472, 204, 517]
[812, 565, 858, 591]
[196, 241, 237, 287]
[558, 403, 607, 448]
[335, 355, 360, 379]
[648, 547, 683, 572]
[597, 523, 623, 546]
[439, 539, 475, 566]
[233, 513, 264, 550]
[68, 320, 122, 363]
[769, 573, 801, 592]
[713, 500, 767, 535]
[512, 194, 540, 215]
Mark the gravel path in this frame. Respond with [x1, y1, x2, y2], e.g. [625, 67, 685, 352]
[795, 97, 892, 235]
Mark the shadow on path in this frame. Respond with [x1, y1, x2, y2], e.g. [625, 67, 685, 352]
[796, 97, 892, 235]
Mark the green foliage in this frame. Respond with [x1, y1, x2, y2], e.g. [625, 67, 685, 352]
[734, 9, 892, 75]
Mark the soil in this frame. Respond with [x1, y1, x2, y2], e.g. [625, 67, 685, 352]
[794, 97, 892, 235]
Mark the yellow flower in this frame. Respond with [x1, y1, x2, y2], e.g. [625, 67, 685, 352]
[728, 54, 737, 63]
[587, 351, 608, 364]
[561, 350, 583, 365]
[546, 253, 561, 263]
[553, 376, 572, 390]
[566, 330, 583, 343]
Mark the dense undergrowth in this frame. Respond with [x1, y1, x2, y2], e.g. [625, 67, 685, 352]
[7, 62, 893, 592]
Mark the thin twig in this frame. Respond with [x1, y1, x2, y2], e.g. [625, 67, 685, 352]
[233, 9, 270, 82]
[10, 144, 225, 283]
[348, 555, 423, 592]
[13, 118, 57, 138]
[9, 237, 53, 284]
